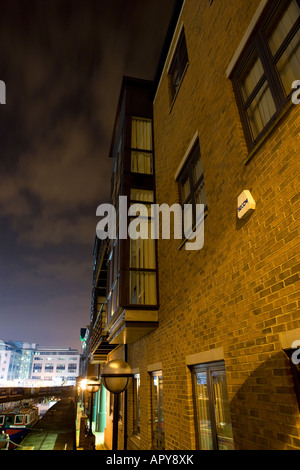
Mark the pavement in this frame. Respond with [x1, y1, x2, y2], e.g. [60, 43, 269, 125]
[16, 398, 76, 451]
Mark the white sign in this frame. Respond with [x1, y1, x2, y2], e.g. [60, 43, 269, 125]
[237, 190, 256, 219]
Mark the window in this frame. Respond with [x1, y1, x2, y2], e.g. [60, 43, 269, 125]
[68, 363, 77, 372]
[44, 364, 54, 372]
[191, 362, 234, 450]
[177, 139, 208, 232]
[168, 27, 189, 103]
[133, 374, 140, 436]
[150, 371, 164, 449]
[129, 189, 157, 306]
[14, 415, 24, 425]
[131, 117, 153, 174]
[232, 0, 300, 149]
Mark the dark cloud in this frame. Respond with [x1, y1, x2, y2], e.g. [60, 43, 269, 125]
[0, 0, 175, 349]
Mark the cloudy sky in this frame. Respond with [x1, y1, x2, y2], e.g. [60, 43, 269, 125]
[0, 0, 175, 350]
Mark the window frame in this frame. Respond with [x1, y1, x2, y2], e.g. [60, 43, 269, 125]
[190, 361, 234, 450]
[133, 373, 141, 437]
[231, 0, 300, 150]
[177, 138, 208, 232]
[150, 370, 165, 450]
[168, 26, 189, 105]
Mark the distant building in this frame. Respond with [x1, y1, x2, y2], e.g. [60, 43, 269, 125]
[0, 341, 36, 383]
[0, 341, 80, 386]
[31, 347, 80, 385]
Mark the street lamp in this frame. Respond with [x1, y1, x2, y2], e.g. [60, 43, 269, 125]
[86, 376, 101, 436]
[101, 360, 132, 450]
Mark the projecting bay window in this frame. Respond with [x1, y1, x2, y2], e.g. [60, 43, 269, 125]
[231, 0, 300, 149]
[191, 362, 234, 450]
[131, 117, 153, 174]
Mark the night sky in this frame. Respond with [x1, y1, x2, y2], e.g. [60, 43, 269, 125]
[0, 0, 175, 350]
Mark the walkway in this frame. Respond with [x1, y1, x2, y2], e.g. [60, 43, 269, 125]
[16, 398, 76, 450]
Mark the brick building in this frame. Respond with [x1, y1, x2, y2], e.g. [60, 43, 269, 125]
[89, 0, 300, 450]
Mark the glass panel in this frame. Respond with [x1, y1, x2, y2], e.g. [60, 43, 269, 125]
[15, 415, 24, 424]
[241, 57, 264, 102]
[130, 189, 154, 203]
[268, 0, 300, 56]
[151, 372, 164, 449]
[152, 374, 159, 446]
[130, 271, 157, 305]
[133, 375, 140, 435]
[158, 375, 165, 448]
[211, 370, 234, 450]
[246, 81, 276, 140]
[171, 62, 181, 96]
[276, 31, 300, 95]
[131, 118, 152, 151]
[195, 371, 213, 450]
[131, 151, 153, 174]
[130, 236, 156, 270]
[192, 153, 204, 186]
[195, 178, 207, 208]
[180, 173, 191, 203]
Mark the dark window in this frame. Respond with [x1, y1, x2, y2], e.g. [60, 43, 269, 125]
[191, 361, 234, 450]
[231, 0, 300, 149]
[133, 374, 140, 436]
[177, 139, 208, 232]
[168, 28, 189, 103]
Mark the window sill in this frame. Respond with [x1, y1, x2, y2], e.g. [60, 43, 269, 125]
[169, 62, 189, 114]
[244, 99, 296, 165]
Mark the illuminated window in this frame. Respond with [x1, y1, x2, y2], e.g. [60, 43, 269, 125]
[133, 374, 140, 436]
[131, 117, 153, 174]
[151, 371, 164, 450]
[191, 362, 234, 450]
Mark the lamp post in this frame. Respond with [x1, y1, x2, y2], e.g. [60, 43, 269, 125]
[86, 376, 101, 436]
[101, 360, 132, 450]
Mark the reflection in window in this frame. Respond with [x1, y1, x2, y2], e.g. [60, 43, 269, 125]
[231, 0, 300, 148]
[133, 374, 140, 436]
[151, 371, 164, 449]
[191, 362, 234, 450]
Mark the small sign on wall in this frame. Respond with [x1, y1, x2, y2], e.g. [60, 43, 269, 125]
[237, 190, 256, 219]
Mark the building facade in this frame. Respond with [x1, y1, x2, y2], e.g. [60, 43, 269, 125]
[89, 0, 300, 450]
[0, 341, 80, 386]
[0, 341, 37, 384]
[31, 347, 80, 385]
